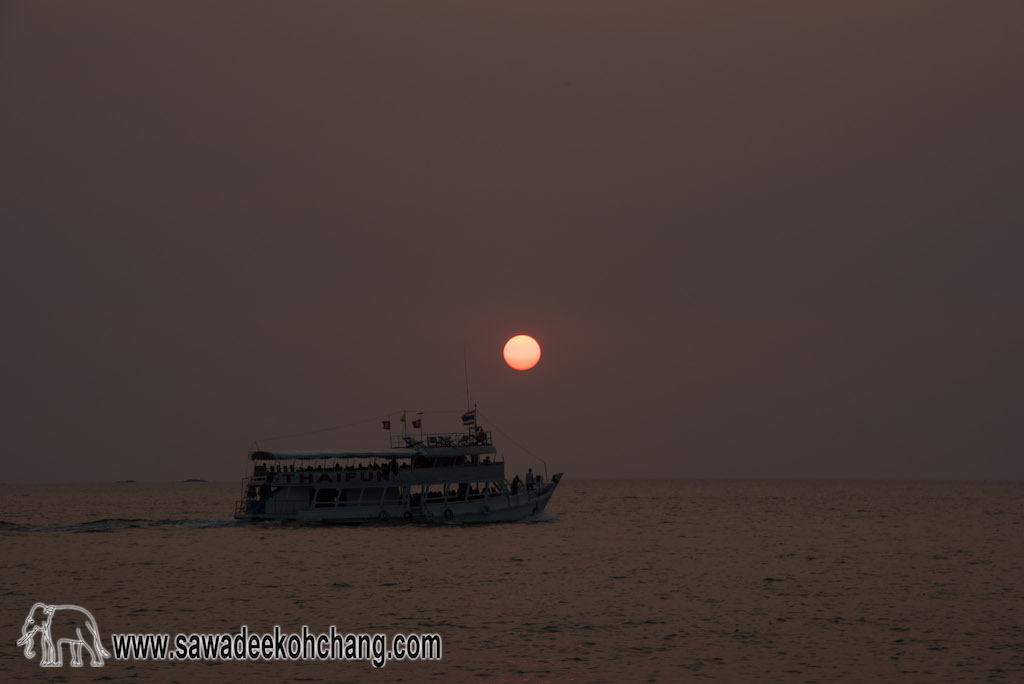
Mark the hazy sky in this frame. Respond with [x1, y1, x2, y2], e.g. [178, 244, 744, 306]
[2, 2, 1022, 483]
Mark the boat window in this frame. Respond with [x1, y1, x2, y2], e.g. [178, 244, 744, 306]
[382, 487, 402, 504]
[448, 482, 468, 502]
[360, 487, 384, 505]
[315, 488, 338, 507]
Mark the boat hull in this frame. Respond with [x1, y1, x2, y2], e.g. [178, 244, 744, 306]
[236, 474, 562, 524]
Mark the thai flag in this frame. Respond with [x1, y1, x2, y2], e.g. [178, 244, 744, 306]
[462, 410, 476, 426]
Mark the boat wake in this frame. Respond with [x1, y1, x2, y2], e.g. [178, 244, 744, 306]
[0, 518, 241, 534]
[1, 514, 559, 532]
[521, 512, 558, 523]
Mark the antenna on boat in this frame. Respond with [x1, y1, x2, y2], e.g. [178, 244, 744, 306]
[463, 346, 471, 408]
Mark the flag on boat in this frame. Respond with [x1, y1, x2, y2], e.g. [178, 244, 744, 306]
[412, 419, 421, 429]
[400, 412, 406, 423]
[462, 409, 476, 426]
[382, 420, 391, 430]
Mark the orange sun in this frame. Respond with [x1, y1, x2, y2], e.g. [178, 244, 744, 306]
[503, 334, 541, 371]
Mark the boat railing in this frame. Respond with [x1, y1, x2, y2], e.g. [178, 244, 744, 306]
[235, 477, 254, 516]
[391, 431, 491, 448]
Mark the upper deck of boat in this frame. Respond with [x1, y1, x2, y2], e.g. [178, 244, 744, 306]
[248, 430, 500, 474]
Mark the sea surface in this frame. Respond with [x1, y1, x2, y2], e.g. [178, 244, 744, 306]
[1, 480, 1022, 682]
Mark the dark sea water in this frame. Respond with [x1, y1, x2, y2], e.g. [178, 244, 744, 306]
[1, 480, 1022, 682]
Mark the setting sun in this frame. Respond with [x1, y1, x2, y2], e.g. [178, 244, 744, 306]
[503, 334, 541, 371]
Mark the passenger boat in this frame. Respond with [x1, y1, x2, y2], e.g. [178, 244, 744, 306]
[234, 420, 562, 524]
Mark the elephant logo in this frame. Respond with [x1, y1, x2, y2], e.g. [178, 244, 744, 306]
[16, 602, 110, 667]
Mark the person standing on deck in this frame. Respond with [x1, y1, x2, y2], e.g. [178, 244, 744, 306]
[526, 468, 535, 493]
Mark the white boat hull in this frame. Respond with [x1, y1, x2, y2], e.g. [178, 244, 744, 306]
[238, 475, 561, 525]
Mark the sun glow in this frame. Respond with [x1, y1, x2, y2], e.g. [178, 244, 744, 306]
[503, 334, 541, 371]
